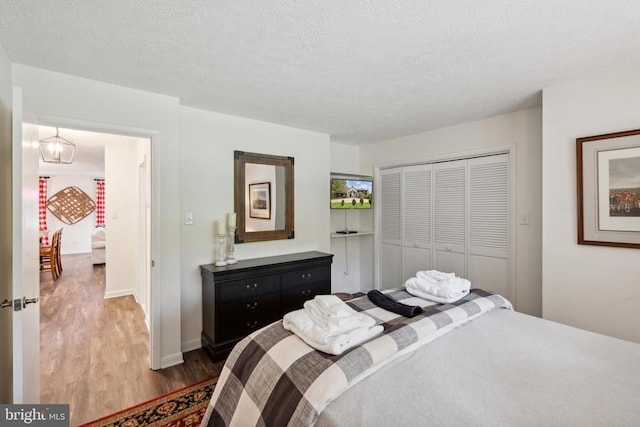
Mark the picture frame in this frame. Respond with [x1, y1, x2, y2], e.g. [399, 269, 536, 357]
[249, 182, 271, 219]
[577, 128, 640, 249]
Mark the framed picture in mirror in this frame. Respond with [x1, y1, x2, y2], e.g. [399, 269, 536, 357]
[249, 182, 271, 219]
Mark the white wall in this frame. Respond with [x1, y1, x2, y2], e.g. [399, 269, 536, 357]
[0, 39, 14, 404]
[44, 175, 96, 254]
[542, 68, 640, 343]
[330, 142, 374, 293]
[179, 106, 331, 352]
[360, 108, 543, 316]
[104, 143, 139, 298]
[14, 64, 184, 368]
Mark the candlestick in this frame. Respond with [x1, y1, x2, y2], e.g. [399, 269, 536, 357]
[215, 234, 227, 267]
[226, 226, 237, 264]
[228, 212, 236, 227]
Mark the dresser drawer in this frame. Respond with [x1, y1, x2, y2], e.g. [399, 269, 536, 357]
[281, 281, 330, 315]
[282, 266, 330, 290]
[218, 274, 281, 302]
[217, 292, 281, 342]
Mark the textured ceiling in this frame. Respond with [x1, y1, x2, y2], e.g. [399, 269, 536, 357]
[2, 1, 640, 143]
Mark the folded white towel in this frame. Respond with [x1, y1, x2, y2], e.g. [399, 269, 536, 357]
[304, 300, 376, 334]
[283, 309, 383, 355]
[417, 270, 456, 281]
[405, 276, 471, 298]
[405, 283, 470, 304]
[312, 294, 356, 317]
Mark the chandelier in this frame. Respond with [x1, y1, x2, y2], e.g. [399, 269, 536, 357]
[39, 128, 76, 164]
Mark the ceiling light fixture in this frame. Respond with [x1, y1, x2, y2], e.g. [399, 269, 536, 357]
[39, 128, 76, 164]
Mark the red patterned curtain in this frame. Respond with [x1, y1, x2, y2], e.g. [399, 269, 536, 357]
[39, 177, 49, 245]
[95, 179, 105, 227]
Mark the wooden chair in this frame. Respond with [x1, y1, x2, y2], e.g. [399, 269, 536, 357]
[55, 228, 63, 274]
[40, 228, 61, 280]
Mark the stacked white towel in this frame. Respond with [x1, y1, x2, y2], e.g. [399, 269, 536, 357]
[405, 270, 471, 303]
[283, 294, 383, 355]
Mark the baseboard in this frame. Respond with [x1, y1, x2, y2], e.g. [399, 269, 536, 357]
[61, 250, 92, 256]
[181, 338, 202, 353]
[161, 352, 184, 369]
[104, 289, 135, 299]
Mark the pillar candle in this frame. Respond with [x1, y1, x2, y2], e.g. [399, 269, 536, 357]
[228, 212, 237, 227]
[217, 220, 226, 235]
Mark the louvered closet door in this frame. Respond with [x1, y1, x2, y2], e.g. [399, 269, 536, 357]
[379, 168, 402, 289]
[433, 160, 466, 277]
[402, 164, 432, 281]
[468, 154, 509, 297]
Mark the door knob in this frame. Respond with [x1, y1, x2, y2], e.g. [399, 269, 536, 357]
[23, 297, 38, 308]
[1, 299, 12, 309]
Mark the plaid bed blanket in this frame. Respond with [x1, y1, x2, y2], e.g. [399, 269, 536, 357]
[202, 288, 512, 427]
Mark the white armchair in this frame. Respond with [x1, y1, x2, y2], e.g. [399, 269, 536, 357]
[91, 227, 106, 264]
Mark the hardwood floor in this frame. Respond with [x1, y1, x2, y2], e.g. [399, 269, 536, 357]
[40, 253, 223, 426]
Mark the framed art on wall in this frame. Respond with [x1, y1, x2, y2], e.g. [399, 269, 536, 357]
[577, 128, 640, 248]
[249, 182, 271, 219]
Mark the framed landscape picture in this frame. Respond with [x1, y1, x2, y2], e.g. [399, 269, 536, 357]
[249, 182, 271, 219]
[577, 128, 640, 248]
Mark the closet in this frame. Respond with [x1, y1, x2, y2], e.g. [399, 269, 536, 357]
[378, 153, 511, 299]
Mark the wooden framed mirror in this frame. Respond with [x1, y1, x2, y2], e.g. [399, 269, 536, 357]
[234, 151, 294, 243]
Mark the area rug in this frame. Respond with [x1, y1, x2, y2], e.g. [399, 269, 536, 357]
[79, 376, 218, 427]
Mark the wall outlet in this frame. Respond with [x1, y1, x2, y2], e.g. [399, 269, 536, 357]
[185, 212, 194, 225]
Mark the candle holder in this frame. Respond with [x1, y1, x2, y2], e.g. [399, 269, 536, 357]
[226, 226, 237, 264]
[215, 234, 228, 267]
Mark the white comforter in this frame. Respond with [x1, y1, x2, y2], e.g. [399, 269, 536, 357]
[316, 308, 640, 427]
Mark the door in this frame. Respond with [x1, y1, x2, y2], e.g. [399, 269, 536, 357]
[467, 154, 509, 298]
[433, 160, 467, 277]
[138, 157, 150, 327]
[379, 168, 402, 289]
[11, 87, 40, 403]
[402, 164, 432, 281]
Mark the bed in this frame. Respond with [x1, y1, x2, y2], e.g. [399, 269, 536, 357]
[201, 289, 640, 426]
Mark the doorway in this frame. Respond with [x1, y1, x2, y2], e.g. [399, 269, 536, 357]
[33, 123, 155, 367]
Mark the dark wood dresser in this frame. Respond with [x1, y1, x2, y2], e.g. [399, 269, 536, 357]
[200, 251, 333, 361]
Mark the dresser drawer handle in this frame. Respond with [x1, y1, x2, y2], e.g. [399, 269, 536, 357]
[301, 289, 312, 296]
[246, 320, 259, 328]
[246, 301, 259, 310]
[301, 273, 312, 280]
[245, 283, 259, 290]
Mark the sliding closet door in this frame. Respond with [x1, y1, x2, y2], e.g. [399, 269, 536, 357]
[433, 160, 466, 277]
[467, 154, 509, 297]
[402, 164, 432, 280]
[379, 168, 402, 288]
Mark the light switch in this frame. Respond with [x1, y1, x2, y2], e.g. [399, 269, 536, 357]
[185, 212, 194, 225]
